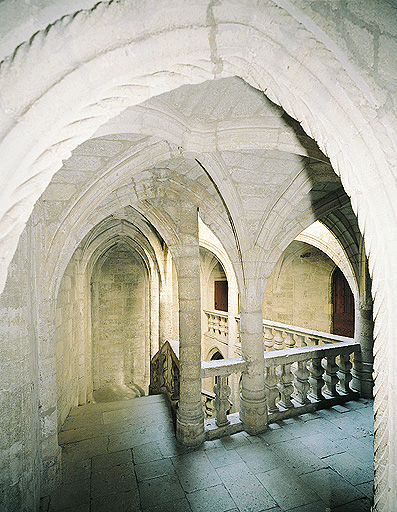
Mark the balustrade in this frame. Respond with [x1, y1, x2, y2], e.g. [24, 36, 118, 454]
[263, 340, 359, 422]
[201, 356, 247, 439]
[152, 335, 360, 442]
[204, 309, 228, 338]
[200, 338, 360, 438]
[261, 319, 351, 350]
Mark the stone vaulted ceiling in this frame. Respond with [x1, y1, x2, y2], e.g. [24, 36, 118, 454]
[37, 77, 358, 285]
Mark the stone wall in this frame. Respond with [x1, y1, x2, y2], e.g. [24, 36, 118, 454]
[91, 243, 148, 393]
[263, 241, 336, 332]
[0, 227, 40, 511]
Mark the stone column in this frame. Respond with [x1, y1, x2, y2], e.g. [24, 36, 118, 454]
[352, 246, 374, 398]
[227, 278, 239, 359]
[173, 203, 204, 446]
[239, 286, 268, 434]
[159, 249, 174, 346]
[352, 297, 374, 398]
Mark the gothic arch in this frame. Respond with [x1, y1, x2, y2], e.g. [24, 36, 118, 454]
[0, 2, 396, 508]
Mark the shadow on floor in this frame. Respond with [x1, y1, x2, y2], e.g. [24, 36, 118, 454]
[40, 395, 374, 512]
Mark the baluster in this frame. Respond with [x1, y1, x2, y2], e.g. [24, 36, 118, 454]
[274, 329, 284, 350]
[171, 359, 180, 400]
[221, 316, 227, 337]
[264, 325, 274, 351]
[214, 314, 220, 335]
[323, 356, 339, 397]
[265, 366, 279, 412]
[213, 376, 232, 427]
[295, 334, 306, 347]
[293, 360, 310, 404]
[284, 331, 295, 349]
[207, 313, 214, 333]
[202, 395, 214, 418]
[277, 363, 294, 409]
[224, 316, 229, 337]
[308, 357, 324, 401]
[337, 353, 353, 394]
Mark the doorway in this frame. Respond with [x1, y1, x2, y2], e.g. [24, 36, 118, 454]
[332, 267, 355, 338]
[214, 280, 228, 312]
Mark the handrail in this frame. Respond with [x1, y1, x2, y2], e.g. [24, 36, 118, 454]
[262, 318, 353, 344]
[263, 339, 359, 365]
[201, 356, 247, 378]
[204, 308, 229, 319]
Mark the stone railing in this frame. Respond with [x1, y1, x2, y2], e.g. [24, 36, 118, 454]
[201, 356, 247, 439]
[263, 339, 359, 422]
[235, 317, 352, 349]
[149, 341, 180, 413]
[200, 338, 360, 439]
[204, 309, 228, 338]
[201, 389, 216, 419]
[262, 319, 352, 350]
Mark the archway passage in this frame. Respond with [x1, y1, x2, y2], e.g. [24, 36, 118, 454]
[91, 242, 148, 397]
[332, 267, 355, 338]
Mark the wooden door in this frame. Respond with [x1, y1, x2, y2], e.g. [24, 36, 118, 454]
[214, 280, 228, 312]
[332, 267, 355, 338]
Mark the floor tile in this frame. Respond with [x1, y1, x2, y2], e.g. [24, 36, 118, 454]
[91, 489, 141, 512]
[143, 497, 192, 512]
[91, 462, 138, 497]
[48, 479, 90, 511]
[61, 459, 91, 484]
[61, 436, 109, 462]
[186, 484, 236, 512]
[216, 462, 276, 512]
[322, 451, 374, 485]
[268, 440, 327, 475]
[256, 466, 321, 509]
[133, 441, 163, 463]
[299, 468, 364, 507]
[236, 443, 282, 474]
[172, 451, 222, 492]
[139, 472, 185, 508]
[205, 445, 243, 469]
[331, 497, 372, 512]
[135, 458, 175, 482]
[91, 449, 133, 470]
[285, 501, 330, 512]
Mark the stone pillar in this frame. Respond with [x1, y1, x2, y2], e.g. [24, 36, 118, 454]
[173, 203, 204, 446]
[352, 297, 374, 397]
[239, 290, 267, 434]
[227, 278, 239, 359]
[352, 246, 374, 398]
[159, 249, 174, 346]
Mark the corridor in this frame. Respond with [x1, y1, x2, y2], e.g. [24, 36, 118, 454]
[40, 395, 374, 512]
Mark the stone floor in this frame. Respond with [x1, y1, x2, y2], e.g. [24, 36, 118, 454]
[40, 395, 374, 512]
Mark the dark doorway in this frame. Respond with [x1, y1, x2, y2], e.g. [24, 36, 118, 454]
[214, 280, 228, 312]
[332, 267, 355, 338]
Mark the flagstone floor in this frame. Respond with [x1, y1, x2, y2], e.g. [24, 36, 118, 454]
[40, 394, 374, 512]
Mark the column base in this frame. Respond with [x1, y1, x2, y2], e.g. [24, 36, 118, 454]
[239, 394, 268, 435]
[176, 410, 205, 447]
[352, 361, 374, 398]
